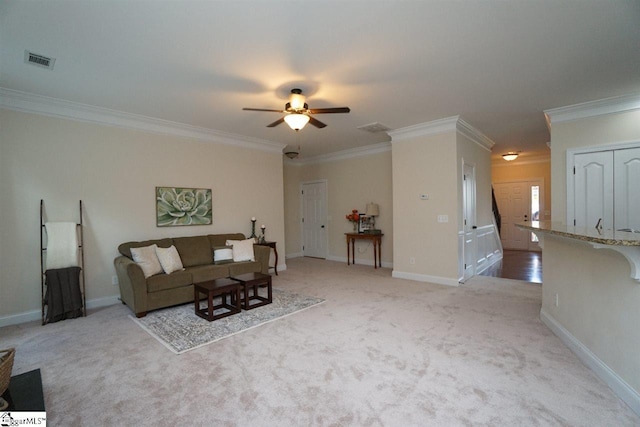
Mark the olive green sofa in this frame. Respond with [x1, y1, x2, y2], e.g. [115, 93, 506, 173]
[114, 233, 269, 317]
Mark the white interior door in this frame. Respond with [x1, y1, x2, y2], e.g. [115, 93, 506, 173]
[462, 163, 476, 280]
[301, 181, 327, 258]
[574, 151, 613, 229]
[614, 147, 640, 231]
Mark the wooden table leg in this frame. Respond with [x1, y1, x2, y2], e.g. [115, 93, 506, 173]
[346, 235, 351, 265]
[273, 244, 278, 275]
[351, 238, 355, 265]
[374, 238, 378, 269]
[378, 238, 382, 267]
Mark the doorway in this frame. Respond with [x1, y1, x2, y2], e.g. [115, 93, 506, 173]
[301, 180, 328, 258]
[493, 179, 543, 251]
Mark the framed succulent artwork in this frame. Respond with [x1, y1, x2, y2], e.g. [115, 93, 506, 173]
[156, 187, 212, 227]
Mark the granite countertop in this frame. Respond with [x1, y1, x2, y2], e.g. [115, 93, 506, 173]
[517, 221, 640, 246]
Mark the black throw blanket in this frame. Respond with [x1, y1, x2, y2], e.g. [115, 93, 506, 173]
[44, 267, 83, 324]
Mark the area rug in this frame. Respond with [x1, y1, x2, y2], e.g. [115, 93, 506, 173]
[129, 288, 324, 354]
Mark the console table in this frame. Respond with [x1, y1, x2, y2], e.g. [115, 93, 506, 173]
[345, 233, 383, 269]
[255, 241, 278, 275]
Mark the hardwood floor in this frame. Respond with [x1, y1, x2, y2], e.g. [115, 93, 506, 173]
[480, 250, 542, 283]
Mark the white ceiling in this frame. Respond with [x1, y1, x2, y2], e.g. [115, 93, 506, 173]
[2, 1, 639, 160]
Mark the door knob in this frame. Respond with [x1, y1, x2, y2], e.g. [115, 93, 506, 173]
[321, 225, 325, 228]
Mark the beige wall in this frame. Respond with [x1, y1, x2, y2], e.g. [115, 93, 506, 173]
[392, 131, 459, 280]
[551, 110, 640, 222]
[492, 159, 551, 221]
[545, 107, 640, 409]
[0, 109, 285, 321]
[541, 236, 640, 394]
[283, 150, 393, 266]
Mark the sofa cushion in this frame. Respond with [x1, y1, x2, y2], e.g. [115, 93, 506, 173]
[130, 244, 164, 278]
[228, 260, 262, 277]
[146, 269, 193, 293]
[155, 245, 184, 274]
[173, 236, 212, 267]
[189, 264, 231, 283]
[119, 238, 173, 259]
[208, 233, 246, 248]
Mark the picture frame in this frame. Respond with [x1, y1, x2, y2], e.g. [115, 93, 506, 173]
[156, 187, 212, 227]
[358, 215, 371, 233]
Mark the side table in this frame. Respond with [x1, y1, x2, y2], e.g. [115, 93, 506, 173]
[345, 233, 384, 269]
[255, 241, 278, 275]
[194, 278, 241, 321]
[230, 272, 273, 310]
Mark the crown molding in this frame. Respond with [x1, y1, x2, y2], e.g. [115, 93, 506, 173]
[388, 116, 459, 141]
[544, 93, 640, 125]
[456, 118, 495, 152]
[285, 141, 392, 166]
[0, 87, 286, 154]
[388, 115, 495, 151]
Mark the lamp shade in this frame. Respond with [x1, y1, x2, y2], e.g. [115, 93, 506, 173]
[366, 203, 379, 216]
[284, 113, 310, 131]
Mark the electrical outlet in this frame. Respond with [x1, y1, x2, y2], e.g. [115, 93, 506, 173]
[437, 214, 449, 223]
[409, 257, 416, 265]
[112, 275, 119, 286]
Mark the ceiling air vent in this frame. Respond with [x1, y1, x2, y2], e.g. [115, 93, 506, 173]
[357, 122, 392, 133]
[24, 50, 56, 70]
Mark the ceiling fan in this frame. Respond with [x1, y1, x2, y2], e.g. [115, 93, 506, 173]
[243, 88, 350, 131]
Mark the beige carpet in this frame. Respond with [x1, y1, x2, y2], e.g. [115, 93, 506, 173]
[1, 258, 638, 426]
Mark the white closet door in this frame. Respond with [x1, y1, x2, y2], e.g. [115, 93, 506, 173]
[574, 151, 613, 229]
[614, 147, 640, 230]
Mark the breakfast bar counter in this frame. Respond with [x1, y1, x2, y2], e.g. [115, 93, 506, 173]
[517, 221, 640, 282]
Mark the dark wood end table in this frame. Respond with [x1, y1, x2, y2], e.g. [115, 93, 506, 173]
[230, 272, 273, 310]
[255, 241, 278, 275]
[194, 278, 241, 321]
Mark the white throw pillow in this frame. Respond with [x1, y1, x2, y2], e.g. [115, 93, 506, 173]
[213, 246, 234, 265]
[155, 245, 184, 274]
[130, 244, 163, 278]
[225, 239, 255, 262]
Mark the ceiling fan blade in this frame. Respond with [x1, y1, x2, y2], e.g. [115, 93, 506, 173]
[309, 116, 327, 128]
[308, 107, 351, 114]
[266, 117, 285, 128]
[243, 108, 284, 113]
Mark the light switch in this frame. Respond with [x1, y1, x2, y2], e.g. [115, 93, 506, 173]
[437, 215, 449, 223]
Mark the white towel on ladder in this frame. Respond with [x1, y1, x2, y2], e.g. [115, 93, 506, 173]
[45, 222, 79, 269]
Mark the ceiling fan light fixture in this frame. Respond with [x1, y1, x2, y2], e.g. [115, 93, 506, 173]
[284, 151, 299, 159]
[284, 113, 310, 131]
[289, 92, 306, 110]
[502, 152, 519, 161]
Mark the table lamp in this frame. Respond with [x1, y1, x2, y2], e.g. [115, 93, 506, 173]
[366, 203, 379, 231]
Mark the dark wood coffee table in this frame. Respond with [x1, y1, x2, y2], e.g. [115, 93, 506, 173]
[230, 272, 272, 310]
[194, 278, 241, 321]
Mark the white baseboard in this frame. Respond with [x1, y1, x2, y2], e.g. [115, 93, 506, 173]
[540, 308, 640, 416]
[285, 252, 303, 259]
[391, 270, 459, 287]
[326, 255, 393, 269]
[0, 295, 120, 328]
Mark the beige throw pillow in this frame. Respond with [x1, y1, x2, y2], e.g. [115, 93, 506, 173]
[155, 245, 184, 274]
[225, 239, 255, 262]
[130, 244, 163, 278]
